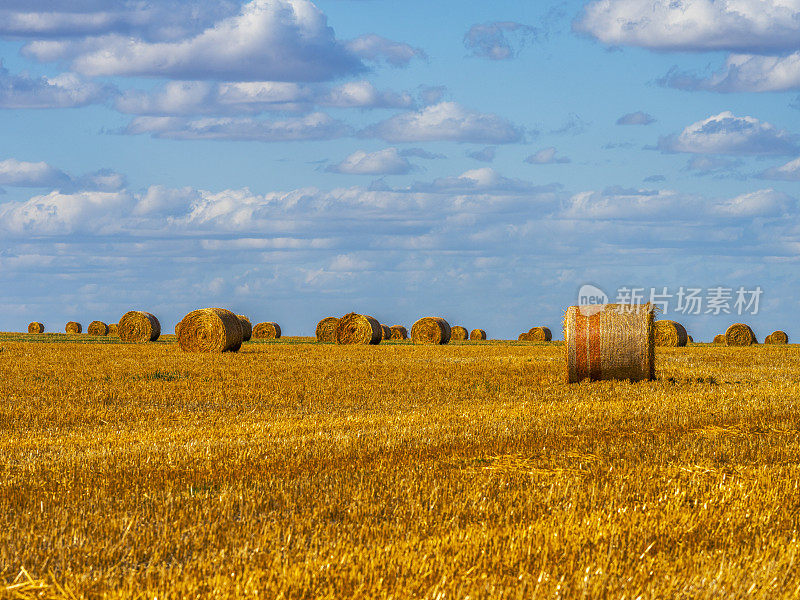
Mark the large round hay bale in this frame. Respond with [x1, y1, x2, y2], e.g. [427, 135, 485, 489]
[118, 311, 160, 342]
[108, 324, 118, 336]
[336, 313, 381, 345]
[28, 322, 44, 334]
[178, 308, 243, 353]
[87, 321, 109, 336]
[315, 317, 339, 342]
[528, 327, 552, 342]
[237, 315, 252, 342]
[450, 326, 468, 341]
[65, 321, 82, 334]
[654, 320, 688, 347]
[564, 304, 655, 383]
[470, 328, 487, 341]
[381, 324, 392, 340]
[725, 323, 756, 346]
[390, 325, 408, 340]
[253, 321, 281, 339]
[769, 330, 788, 344]
[411, 317, 451, 345]
[713, 334, 725, 344]
[518, 332, 532, 341]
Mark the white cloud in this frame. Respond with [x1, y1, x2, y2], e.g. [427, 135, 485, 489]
[616, 111, 655, 125]
[684, 156, 743, 174]
[463, 21, 537, 60]
[0, 65, 108, 109]
[467, 147, 496, 163]
[665, 52, 800, 92]
[760, 156, 800, 181]
[362, 102, 524, 144]
[575, 0, 800, 53]
[133, 185, 201, 216]
[0, 159, 69, 187]
[0, 190, 133, 234]
[658, 111, 798, 155]
[327, 148, 413, 175]
[409, 167, 557, 194]
[525, 147, 571, 164]
[713, 189, 796, 217]
[345, 34, 425, 67]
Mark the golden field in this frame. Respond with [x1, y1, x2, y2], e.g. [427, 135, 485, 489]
[2, 333, 800, 599]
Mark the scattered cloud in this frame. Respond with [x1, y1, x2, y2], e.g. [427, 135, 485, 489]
[0, 64, 109, 109]
[327, 148, 413, 175]
[550, 113, 588, 135]
[463, 21, 537, 60]
[663, 52, 800, 93]
[345, 34, 425, 67]
[0, 159, 69, 187]
[525, 147, 571, 164]
[643, 175, 665, 183]
[760, 157, 800, 181]
[399, 148, 445, 160]
[713, 189, 796, 218]
[408, 167, 559, 194]
[616, 111, 655, 126]
[467, 147, 496, 163]
[685, 156, 744, 175]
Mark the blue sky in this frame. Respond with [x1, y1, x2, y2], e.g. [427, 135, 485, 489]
[1, 0, 799, 340]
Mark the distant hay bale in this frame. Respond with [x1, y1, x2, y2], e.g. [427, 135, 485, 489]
[237, 315, 252, 342]
[390, 325, 408, 340]
[178, 308, 243, 353]
[518, 332, 532, 341]
[336, 313, 381, 345]
[411, 317, 451, 345]
[688, 335, 694, 343]
[253, 321, 281, 339]
[654, 320, 688, 347]
[470, 328, 487, 341]
[118, 311, 160, 342]
[315, 317, 339, 342]
[528, 327, 552, 342]
[564, 304, 655, 383]
[108, 324, 118, 336]
[451, 326, 469, 341]
[27, 322, 44, 334]
[768, 330, 788, 344]
[381, 324, 392, 340]
[725, 323, 756, 347]
[713, 334, 725, 344]
[87, 321, 109, 336]
[65, 321, 82, 334]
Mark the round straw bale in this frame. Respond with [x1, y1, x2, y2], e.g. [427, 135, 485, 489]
[725, 323, 756, 346]
[450, 326, 468, 341]
[411, 317, 451, 345]
[390, 325, 408, 340]
[253, 321, 281, 339]
[518, 332, 532, 341]
[87, 321, 109, 336]
[713, 334, 725, 344]
[528, 327, 552, 342]
[28, 322, 44, 334]
[108, 324, 118, 336]
[237, 315, 252, 342]
[769, 330, 788, 344]
[315, 317, 339, 342]
[470, 328, 487, 341]
[564, 304, 655, 383]
[654, 320, 688, 347]
[178, 308, 243, 353]
[65, 321, 82, 334]
[118, 311, 160, 342]
[688, 335, 694, 343]
[336, 313, 381, 345]
[381, 324, 392, 340]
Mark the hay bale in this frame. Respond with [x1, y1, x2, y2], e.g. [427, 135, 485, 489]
[725, 323, 756, 346]
[119, 311, 160, 342]
[27, 322, 44, 334]
[769, 330, 788, 344]
[336, 313, 381, 345]
[178, 308, 243, 353]
[87, 321, 109, 336]
[315, 317, 339, 342]
[411, 317, 451, 345]
[381, 324, 392, 340]
[253, 322, 281, 339]
[713, 334, 725, 344]
[528, 327, 552, 342]
[390, 325, 408, 340]
[237, 315, 252, 342]
[451, 326, 469, 341]
[518, 332, 532, 341]
[470, 328, 487, 341]
[65, 321, 82, 334]
[654, 320, 688, 347]
[688, 335, 694, 343]
[108, 324, 118, 336]
[564, 304, 655, 383]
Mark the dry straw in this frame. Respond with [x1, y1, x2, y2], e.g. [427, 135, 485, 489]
[315, 317, 339, 342]
[767, 330, 788, 344]
[108, 324, 118, 336]
[381, 324, 392, 341]
[564, 304, 655, 383]
[654, 320, 688, 347]
[450, 326, 469, 341]
[27, 322, 44, 334]
[336, 313, 381, 345]
[390, 325, 408, 340]
[713, 334, 726, 344]
[178, 308, 243, 353]
[725, 323, 756, 346]
[119, 311, 161, 342]
[470, 328, 487, 341]
[528, 327, 552, 342]
[517, 332, 532, 341]
[253, 322, 281, 339]
[411, 317, 451, 345]
[237, 315, 252, 342]
[87, 321, 109, 336]
[65, 321, 82, 334]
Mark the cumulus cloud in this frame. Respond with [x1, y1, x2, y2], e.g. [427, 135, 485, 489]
[664, 52, 800, 92]
[0, 190, 133, 234]
[575, 0, 800, 53]
[463, 21, 537, 60]
[524, 147, 571, 164]
[409, 167, 558, 194]
[24, 0, 364, 82]
[713, 188, 796, 217]
[0, 64, 109, 109]
[124, 113, 352, 142]
[362, 102, 524, 144]
[327, 148, 413, 175]
[0, 159, 69, 187]
[345, 34, 425, 67]
[133, 185, 200, 216]
[616, 111, 655, 125]
[658, 111, 799, 155]
[760, 156, 800, 181]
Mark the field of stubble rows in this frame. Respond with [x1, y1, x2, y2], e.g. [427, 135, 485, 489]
[2, 333, 800, 599]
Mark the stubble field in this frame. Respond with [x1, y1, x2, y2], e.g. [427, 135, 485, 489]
[2, 333, 800, 599]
